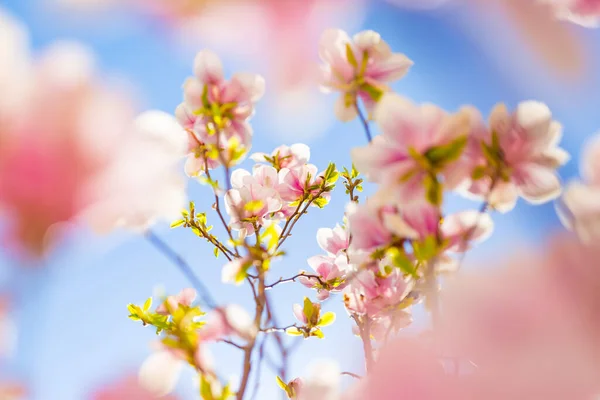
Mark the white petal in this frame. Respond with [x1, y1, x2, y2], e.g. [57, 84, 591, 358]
[138, 351, 183, 396]
[334, 95, 357, 122]
[193, 50, 223, 84]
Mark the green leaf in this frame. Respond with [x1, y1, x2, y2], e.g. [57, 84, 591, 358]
[143, 297, 152, 312]
[425, 135, 468, 166]
[276, 376, 287, 391]
[424, 175, 443, 206]
[351, 164, 360, 178]
[213, 247, 219, 258]
[471, 165, 487, 181]
[413, 235, 438, 262]
[170, 219, 185, 228]
[313, 196, 329, 209]
[481, 141, 499, 167]
[200, 375, 215, 400]
[361, 82, 384, 102]
[303, 297, 314, 322]
[389, 248, 418, 277]
[318, 312, 336, 327]
[312, 329, 325, 339]
[285, 327, 304, 336]
[345, 43, 358, 68]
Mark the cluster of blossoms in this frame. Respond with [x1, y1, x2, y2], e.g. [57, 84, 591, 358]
[547, 0, 600, 26]
[6, 0, 600, 398]
[176, 50, 265, 176]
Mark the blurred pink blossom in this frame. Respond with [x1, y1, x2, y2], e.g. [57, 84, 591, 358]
[463, 101, 569, 212]
[319, 28, 413, 121]
[558, 133, 600, 242]
[177, 50, 264, 175]
[251, 144, 311, 171]
[351, 94, 470, 205]
[92, 375, 177, 400]
[155, 288, 196, 315]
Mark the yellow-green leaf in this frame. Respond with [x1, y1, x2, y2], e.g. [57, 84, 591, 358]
[345, 43, 358, 68]
[276, 376, 287, 391]
[170, 219, 185, 228]
[318, 312, 336, 327]
[285, 327, 304, 336]
[143, 297, 152, 312]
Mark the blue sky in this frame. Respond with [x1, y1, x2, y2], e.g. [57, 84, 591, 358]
[2, 1, 600, 399]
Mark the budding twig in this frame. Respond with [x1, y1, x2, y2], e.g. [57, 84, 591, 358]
[145, 230, 217, 309]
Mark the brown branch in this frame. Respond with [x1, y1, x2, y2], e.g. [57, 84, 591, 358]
[341, 371, 362, 379]
[265, 272, 326, 290]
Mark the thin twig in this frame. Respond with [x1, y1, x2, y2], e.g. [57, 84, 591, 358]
[145, 230, 216, 309]
[352, 314, 374, 373]
[265, 273, 326, 290]
[250, 335, 268, 400]
[355, 100, 372, 143]
[341, 371, 362, 379]
[220, 339, 245, 350]
[204, 160, 240, 257]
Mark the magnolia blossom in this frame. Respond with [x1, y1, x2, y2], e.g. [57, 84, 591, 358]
[201, 304, 256, 341]
[92, 375, 177, 400]
[300, 254, 349, 300]
[348, 234, 600, 400]
[278, 164, 327, 203]
[81, 110, 188, 233]
[155, 288, 196, 315]
[177, 50, 264, 175]
[558, 133, 600, 242]
[251, 143, 310, 171]
[316, 224, 349, 256]
[547, 0, 600, 26]
[319, 29, 413, 121]
[463, 101, 569, 212]
[138, 351, 186, 397]
[225, 184, 282, 237]
[297, 360, 341, 400]
[343, 266, 413, 317]
[0, 37, 130, 254]
[352, 94, 471, 205]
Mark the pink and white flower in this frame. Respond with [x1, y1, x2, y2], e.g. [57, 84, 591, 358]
[177, 50, 265, 174]
[300, 254, 349, 300]
[251, 143, 310, 171]
[155, 288, 196, 315]
[316, 224, 349, 256]
[343, 266, 413, 317]
[547, 0, 600, 27]
[225, 183, 283, 237]
[278, 164, 328, 203]
[319, 29, 413, 121]
[464, 101, 569, 212]
[351, 94, 471, 205]
[558, 133, 600, 242]
[201, 304, 256, 342]
[92, 375, 178, 400]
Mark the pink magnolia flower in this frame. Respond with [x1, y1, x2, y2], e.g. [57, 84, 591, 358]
[297, 360, 340, 400]
[316, 224, 349, 256]
[250, 143, 310, 171]
[319, 29, 413, 121]
[80, 110, 188, 233]
[558, 134, 600, 242]
[92, 375, 177, 400]
[343, 267, 413, 317]
[155, 288, 196, 315]
[300, 254, 349, 300]
[464, 101, 569, 212]
[0, 38, 134, 255]
[547, 0, 600, 26]
[278, 164, 328, 203]
[221, 256, 254, 284]
[351, 94, 471, 205]
[178, 50, 265, 173]
[231, 164, 281, 191]
[201, 304, 256, 342]
[224, 183, 283, 237]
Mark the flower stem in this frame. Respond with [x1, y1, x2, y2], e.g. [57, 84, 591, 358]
[355, 100, 372, 143]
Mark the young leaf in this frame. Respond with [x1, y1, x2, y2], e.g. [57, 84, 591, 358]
[276, 376, 288, 391]
[143, 297, 152, 312]
[318, 312, 336, 327]
[345, 43, 358, 68]
[425, 135, 468, 166]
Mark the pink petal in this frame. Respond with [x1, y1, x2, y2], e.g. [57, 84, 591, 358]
[193, 50, 223, 84]
[515, 163, 562, 204]
[373, 94, 423, 148]
[293, 303, 306, 324]
[367, 53, 413, 82]
[334, 95, 357, 122]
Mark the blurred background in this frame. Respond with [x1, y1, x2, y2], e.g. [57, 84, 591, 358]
[2, 0, 600, 398]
